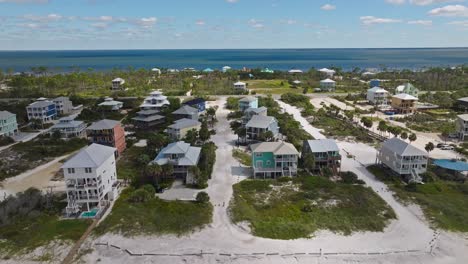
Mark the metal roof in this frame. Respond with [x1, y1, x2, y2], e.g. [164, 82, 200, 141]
[251, 141, 299, 155]
[61, 144, 116, 169]
[368, 87, 388, 93]
[28, 100, 55, 108]
[154, 141, 201, 166]
[392, 93, 418, 100]
[172, 105, 198, 115]
[458, 114, 468, 121]
[246, 115, 276, 129]
[0, 110, 15, 120]
[245, 106, 267, 114]
[132, 115, 164, 122]
[239, 96, 257, 103]
[168, 118, 201, 129]
[304, 139, 339, 153]
[87, 119, 120, 130]
[381, 137, 427, 157]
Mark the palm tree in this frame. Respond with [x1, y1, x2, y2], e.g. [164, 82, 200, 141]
[409, 133, 417, 144]
[146, 163, 162, 185]
[425, 142, 435, 156]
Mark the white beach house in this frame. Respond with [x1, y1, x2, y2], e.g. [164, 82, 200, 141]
[319, 68, 336, 77]
[140, 91, 171, 111]
[456, 114, 468, 141]
[111, 78, 125, 90]
[367, 87, 389, 106]
[50, 117, 87, 138]
[98, 97, 123, 111]
[234, 81, 247, 91]
[26, 98, 57, 123]
[62, 144, 120, 217]
[320, 78, 336, 91]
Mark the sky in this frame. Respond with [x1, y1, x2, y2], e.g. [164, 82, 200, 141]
[0, 0, 467, 50]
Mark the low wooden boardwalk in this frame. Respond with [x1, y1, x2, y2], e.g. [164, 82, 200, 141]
[61, 219, 98, 264]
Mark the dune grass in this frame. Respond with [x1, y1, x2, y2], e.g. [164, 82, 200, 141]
[232, 149, 252, 166]
[94, 188, 213, 236]
[247, 79, 291, 89]
[229, 176, 396, 240]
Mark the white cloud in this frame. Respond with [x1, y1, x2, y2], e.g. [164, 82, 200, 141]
[136, 17, 157, 28]
[385, 0, 406, 5]
[196, 19, 206, 25]
[428, 5, 468, 16]
[22, 13, 62, 22]
[408, 20, 433, 25]
[321, 4, 336, 10]
[447, 19, 468, 26]
[360, 16, 402, 25]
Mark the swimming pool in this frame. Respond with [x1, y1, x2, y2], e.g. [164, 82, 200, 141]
[80, 208, 100, 219]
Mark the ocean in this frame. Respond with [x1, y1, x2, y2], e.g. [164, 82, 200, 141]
[0, 48, 467, 73]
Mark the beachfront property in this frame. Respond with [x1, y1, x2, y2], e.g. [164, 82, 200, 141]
[52, 97, 74, 115]
[319, 68, 336, 77]
[456, 97, 468, 112]
[111, 78, 125, 90]
[239, 96, 258, 112]
[367, 87, 389, 106]
[50, 117, 86, 138]
[166, 118, 201, 140]
[456, 114, 468, 141]
[131, 110, 165, 129]
[87, 119, 126, 156]
[234, 81, 247, 91]
[62, 143, 120, 217]
[396, 83, 419, 98]
[377, 137, 428, 182]
[245, 115, 279, 141]
[152, 141, 201, 184]
[183, 98, 206, 113]
[243, 106, 268, 125]
[140, 91, 170, 111]
[391, 93, 418, 114]
[370, 79, 381, 88]
[0, 111, 18, 137]
[251, 141, 299, 178]
[172, 105, 199, 120]
[26, 98, 57, 123]
[151, 68, 161, 75]
[302, 139, 341, 174]
[98, 97, 123, 111]
[320, 78, 336, 91]
[222, 66, 232, 72]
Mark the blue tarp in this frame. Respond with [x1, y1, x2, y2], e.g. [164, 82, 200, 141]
[433, 159, 468, 172]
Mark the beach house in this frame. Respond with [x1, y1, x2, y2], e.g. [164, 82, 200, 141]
[369, 79, 381, 88]
[377, 137, 428, 182]
[234, 81, 247, 91]
[26, 98, 57, 123]
[50, 117, 86, 138]
[245, 115, 279, 141]
[0, 111, 18, 137]
[152, 141, 201, 184]
[183, 98, 206, 113]
[367, 87, 389, 106]
[98, 97, 123, 111]
[456, 97, 468, 112]
[53, 97, 74, 115]
[140, 91, 170, 111]
[456, 114, 468, 141]
[166, 118, 201, 140]
[87, 119, 126, 156]
[243, 106, 267, 124]
[239, 96, 258, 112]
[391, 94, 418, 114]
[132, 110, 165, 129]
[320, 79, 336, 91]
[302, 139, 341, 174]
[319, 68, 336, 77]
[62, 143, 120, 217]
[251, 141, 299, 178]
[396, 83, 419, 98]
[172, 105, 199, 120]
[111, 78, 125, 90]
[288, 69, 303, 74]
[222, 66, 232, 73]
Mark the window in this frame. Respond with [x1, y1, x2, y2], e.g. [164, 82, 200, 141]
[67, 168, 75, 174]
[255, 153, 262, 157]
[85, 168, 92, 173]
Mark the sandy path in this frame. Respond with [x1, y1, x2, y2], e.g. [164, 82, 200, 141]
[81, 98, 468, 264]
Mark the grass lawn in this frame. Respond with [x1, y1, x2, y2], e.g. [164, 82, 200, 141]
[247, 79, 291, 89]
[311, 114, 375, 143]
[367, 164, 468, 232]
[250, 88, 302, 95]
[0, 214, 90, 256]
[94, 188, 213, 236]
[229, 177, 396, 240]
[232, 149, 252, 166]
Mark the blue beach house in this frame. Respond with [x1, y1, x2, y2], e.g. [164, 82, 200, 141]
[370, 79, 381, 88]
[26, 98, 57, 124]
[239, 96, 258, 112]
[183, 98, 206, 113]
[251, 141, 300, 178]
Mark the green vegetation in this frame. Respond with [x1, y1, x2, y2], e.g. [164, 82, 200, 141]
[232, 149, 252, 166]
[394, 113, 456, 133]
[94, 187, 213, 236]
[0, 188, 90, 256]
[116, 146, 147, 182]
[0, 137, 87, 181]
[280, 93, 315, 116]
[229, 176, 396, 239]
[226, 97, 240, 110]
[197, 142, 217, 188]
[247, 79, 290, 89]
[367, 164, 468, 232]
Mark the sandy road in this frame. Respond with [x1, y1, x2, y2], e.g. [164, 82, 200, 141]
[81, 98, 468, 264]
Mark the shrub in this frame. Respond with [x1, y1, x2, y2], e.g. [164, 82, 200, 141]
[141, 184, 156, 197]
[340, 171, 365, 185]
[301, 176, 335, 191]
[196, 192, 210, 203]
[128, 189, 152, 203]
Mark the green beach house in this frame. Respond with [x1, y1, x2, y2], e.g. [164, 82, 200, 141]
[251, 141, 299, 178]
[396, 83, 419, 98]
[0, 111, 18, 137]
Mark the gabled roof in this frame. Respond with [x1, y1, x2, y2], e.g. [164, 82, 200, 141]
[28, 100, 55, 108]
[136, 110, 160, 116]
[457, 97, 468, 103]
[320, 78, 336, 83]
[239, 96, 257, 103]
[288, 69, 303, 73]
[251, 141, 299, 155]
[458, 114, 468, 121]
[304, 139, 339, 153]
[246, 115, 276, 129]
[234, 81, 246, 85]
[53, 96, 70, 101]
[154, 141, 201, 166]
[0, 110, 15, 120]
[368, 87, 388, 93]
[62, 144, 116, 169]
[245, 106, 267, 114]
[98, 98, 123, 106]
[87, 119, 120, 130]
[172, 105, 198, 115]
[381, 137, 427, 157]
[392, 93, 418, 100]
[112, 78, 125, 83]
[168, 118, 201, 129]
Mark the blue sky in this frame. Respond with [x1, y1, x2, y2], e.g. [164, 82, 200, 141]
[0, 0, 467, 50]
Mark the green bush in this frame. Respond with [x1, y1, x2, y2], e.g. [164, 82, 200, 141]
[196, 192, 210, 203]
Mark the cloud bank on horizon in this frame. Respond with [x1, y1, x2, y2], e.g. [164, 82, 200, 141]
[0, 0, 467, 50]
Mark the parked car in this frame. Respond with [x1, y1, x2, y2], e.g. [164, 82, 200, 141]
[441, 145, 454, 150]
[436, 143, 446, 148]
